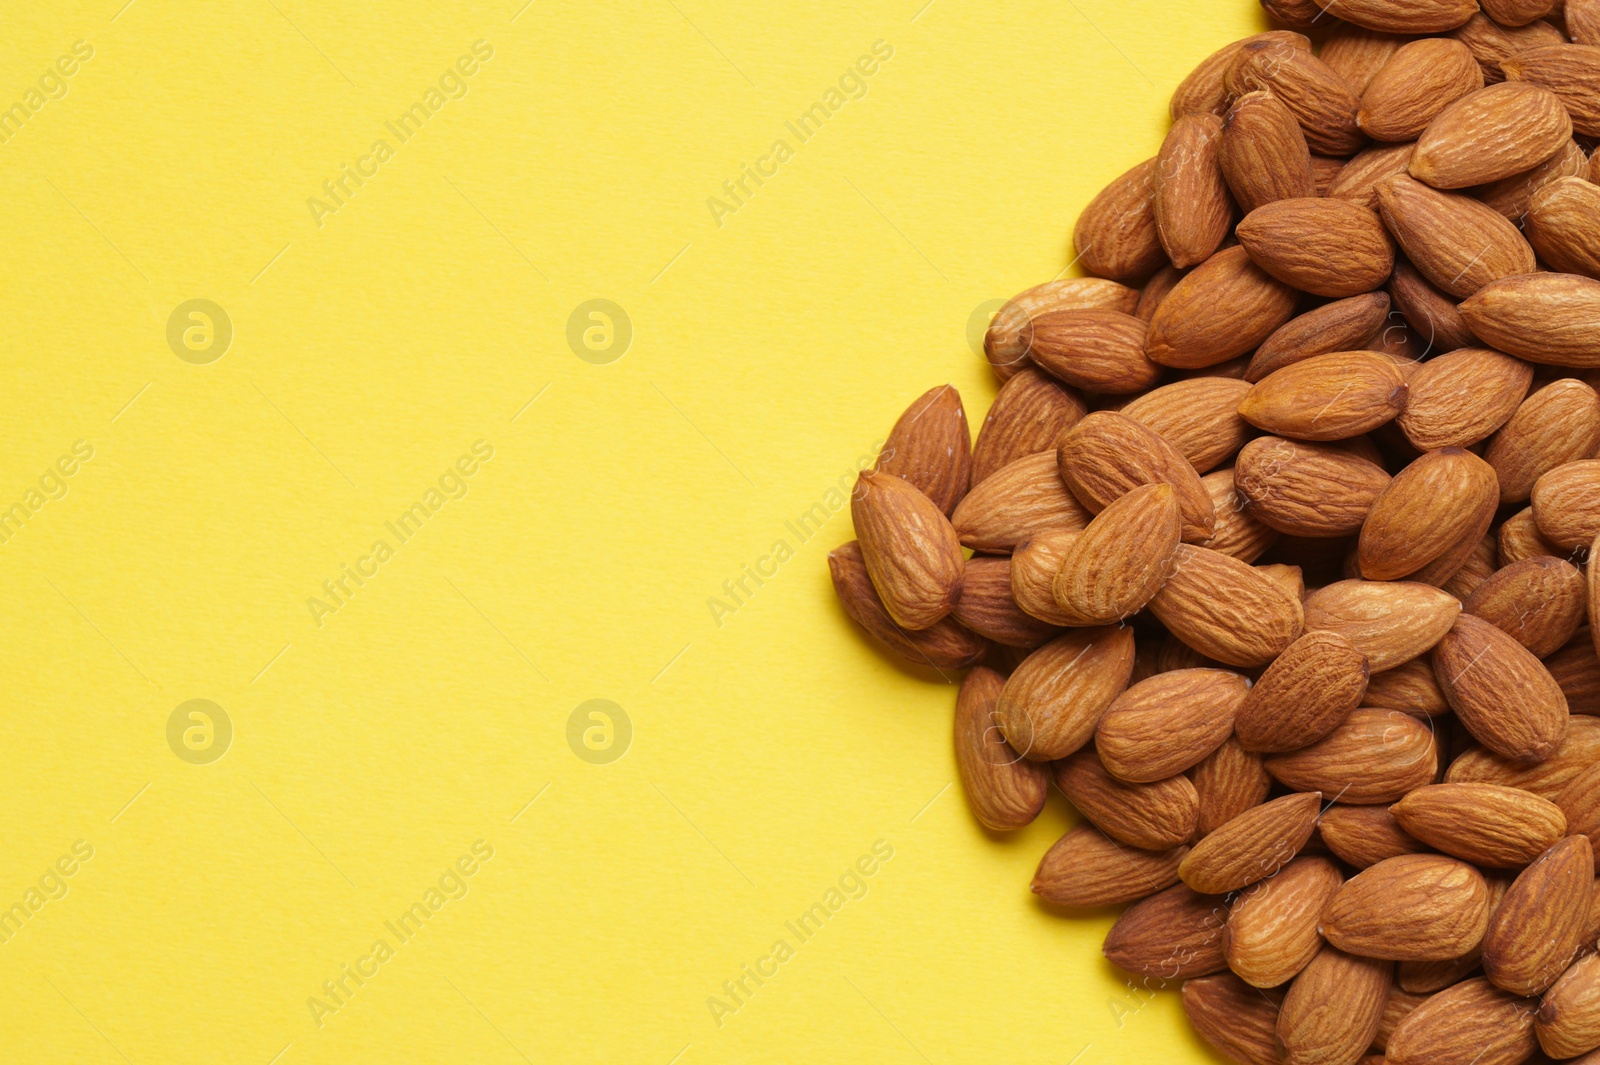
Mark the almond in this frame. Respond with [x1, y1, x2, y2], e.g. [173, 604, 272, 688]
[951, 557, 1064, 648]
[1527, 177, 1600, 280]
[1266, 707, 1438, 803]
[1391, 783, 1568, 868]
[1235, 630, 1370, 753]
[1396, 347, 1532, 450]
[1574, 0, 1600, 47]
[1320, 0, 1480, 32]
[1182, 973, 1285, 1065]
[1359, 448, 1499, 581]
[1148, 545, 1305, 666]
[1532, 458, 1600, 549]
[1024, 309, 1163, 394]
[1200, 467, 1280, 562]
[1136, 263, 1185, 322]
[829, 541, 989, 669]
[1375, 174, 1538, 298]
[1155, 113, 1233, 269]
[1463, 555, 1587, 658]
[1482, 834, 1595, 995]
[877, 385, 972, 515]
[954, 667, 1049, 831]
[1248, 292, 1394, 382]
[1548, 633, 1600, 717]
[1103, 882, 1230, 978]
[1446, 716, 1600, 799]
[1558, 762, 1600, 856]
[1225, 855, 1345, 988]
[1096, 667, 1250, 783]
[1236, 197, 1396, 298]
[1471, 138, 1589, 221]
[1057, 411, 1216, 541]
[1364, 656, 1450, 717]
[1384, 976, 1539, 1065]
[1120, 377, 1254, 473]
[1396, 872, 1513, 993]
[1436, 613, 1569, 763]
[1458, 272, 1600, 368]
[1233, 435, 1393, 538]
[1277, 944, 1392, 1065]
[1388, 257, 1479, 357]
[1179, 791, 1322, 894]
[1239, 352, 1410, 444]
[1374, 986, 1430, 1053]
[1009, 529, 1083, 626]
[851, 470, 965, 630]
[1451, 10, 1566, 82]
[1359, 37, 1485, 142]
[1440, 531, 1497, 601]
[970, 366, 1087, 484]
[1321, 853, 1491, 960]
[1322, 24, 1407, 97]
[1304, 579, 1462, 671]
[1171, 31, 1312, 118]
[1319, 803, 1429, 868]
[1221, 89, 1318, 214]
[1192, 737, 1273, 837]
[1500, 505, 1561, 566]
[1072, 157, 1166, 283]
[1052, 483, 1181, 624]
[1329, 141, 1417, 208]
[1503, 44, 1600, 137]
[1145, 245, 1300, 369]
[1031, 823, 1187, 907]
[1410, 81, 1573, 188]
[1225, 40, 1366, 155]
[1055, 750, 1200, 850]
[1479, 0, 1554, 25]
[1485, 378, 1600, 504]
[951, 450, 1090, 553]
[994, 626, 1135, 761]
[1536, 950, 1600, 1059]
[984, 278, 1141, 380]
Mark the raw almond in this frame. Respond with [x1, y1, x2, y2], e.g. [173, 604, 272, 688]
[951, 450, 1090, 553]
[1220, 90, 1317, 214]
[1009, 529, 1083, 626]
[1178, 791, 1322, 894]
[1479, 0, 1554, 25]
[1102, 882, 1230, 978]
[1276, 944, 1392, 1065]
[1171, 31, 1312, 118]
[1471, 137, 1589, 221]
[1503, 44, 1600, 137]
[851, 470, 964, 630]
[1396, 347, 1532, 450]
[1322, 0, 1480, 33]
[1359, 37, 1485, 142]
[1155, 113, 1232, 269]
[1482, 834, 1595, 995]
[1537, 950, 1600, 1059]
[1527, 177, 1600, 280]
[1225, 40, 1365, 155]
[1191, 737, 1273, 837]
[1234, 630, 1370, 753]
[950, 557, 1063, 648]
[1436, 613, 1569, 763]
[1451, 11, 1566, 82]
[1096, 667, 1250, 783]
[829, 541, 988, 669]
[1144, 245, 1300, 369]
[1055, 750, 1200, 850]
[1235, 197, 1395, 298]
[994, 626, 1134, 761]
[1120, 377, 1254, 473]
[1321, 853, 1491, 959]
[1239, 351, 1409, 442]
[1358, 447, 1499, 581]
[1225, 855, 1345, 988]
[1485, 378, 1600, 504]
[954, 667, 1049, 831]
[1388, 256, 1478, 355]
[1410, 81, 1572, 188]
[1052, 483, 1181, 624]
[1574, 0, 1600, 46]
[970, 366, 1087, 484]
[1385, 976, 1540, 1065]
[1199, 468, 1280, 562]
[1147, 545, 1305, 666]
[1396, 872, 1513, 992]
[1183, 973, 1285, 1065]
[1247, 292, 1394, 382]
[1319, 803, 1429, 868]
[1031, 823, 1187, 907]
[877, 385, 972, 515]
[1458, 272, 1600, 367]
[1328, 141, 1417, 208]
[1374, 986, 1430, 1053]
[1532, 458, 1600, 549]
[1391, 782, 1568, 867]
[1322, 24, 1407, 97]
[983, 278, 1140, 380]
[1500, 505, 1561, 565]
[1136, 264, 1184, 322]
[1024, 309, 1162, 394]
[1375, 174, 1538, 298]
[1072, 158, 1166, 283]
[1364, 656, 1450, 716]
[1265, 708, 1439, 803]
[1447, 716, 1600, 799]
[1304, 579, 1462, 671]
[1463, 555, 1587, 658]
[1057, 411, 1216, 541]
[1233, 436, 1392, 538]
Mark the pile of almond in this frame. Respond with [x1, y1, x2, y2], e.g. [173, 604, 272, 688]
[830, 3, 1600, 1063]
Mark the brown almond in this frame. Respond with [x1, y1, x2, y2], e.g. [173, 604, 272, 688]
[1396, 347, 1532, 450]
[1447, 716, 1600, 798]
[1479, 0, 1554, 25]
[1220, 89, 1317, 215]
[1096, 667, 1250, 783]
[1277, 944, 1392, 1065]
[1486, 378, 1600, 504]
[1322, 24, 1407, 97]
[1440, 531, 1497, 601]
[1376, 174, 1538, 298]
[1266, 708, 1438, 803]
[1225, 40, 1365, 155]
[1031, 823, 1186, 908]
[1359, 447, 1499, 581]
[1052, 483, 1180, 624]
[1364, 656, 1450, 716]
[1533, 458, 1600, 549]
[970, 366, 1087, 484]
[829, 541, 989, 669]
[1183, 973, 1285, 1065]
[1321, 853, 1491, 960]
[1329, 141, 1417, 208]
[1547, 633, 1600, 717]
[1527, 176, 1600, 281]
[1536, 950, 1600, 1059]
[1192, 737, 1273, 837]
[1388, 257, 1479, 356]
[1375, 986, 1430, 1053]
[1459, 272, 1600, 368]
[1435, 613, 1569, 763]
[1503, 44, 1600, 137]
[1391, 783, 1568, 868]
[1471, 138, 1589, 221]
[1136, 263, 1185, 322]
[1145, 245, 1300, 370]
[1233, 436, 1393, 538]
[994, 626, 1135, 761]
[1120, 377, 1254, 474]
[1411, 81, 1573, 188]
[950, 557, 1063, 649]
[1155, 113, 1232, 269]
[1359, 37, 1485, 142]
[877, 385, 972, 515]
[1500, 504, 1561, 565]
[1451, 11, 1567, 82]
[1322, 0, 1480, 32]
[1240, 351, 1409, 442]
[1103, 882, 1229, 978]
[1248, 292, 1394, 382]
[1396, 874, 1512, 994]
[1574, 0, 1600, 46]
[1235, 630, 1370, 753]
[1009, 529, 1083, 626]
[1236, 197, 1395, 298]
[1171, 31, 1312, 119]
[1304, 579, 1463, 671]
[1225, 855, 1345, 988]
[1055, 751, 1200, 850]
[954, 667, 1049, 831]
[1464, 555, 1587, 658]
[1148, 545, 1305, 666]
[1057, 411, 1216, 541]
[1482, 835, 1595, 995]
[1319, 804, 1429, 869]
[951, 450, 1090, 553]
[1385, 976, 1539, 1065]
[1072, 157, 1166, 283]
[1024, 309, 1162, 395]
[983, 278, 1140, 380]
[851, 470, 964, 630]
[1200, 468, 1280, 563]
[1179, 791, 1322, 895]
[1558, 762, 1600, 857]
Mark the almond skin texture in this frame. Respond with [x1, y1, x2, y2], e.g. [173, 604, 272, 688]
[1220, 89, 1317, 214]
[1532, 459, 1600, 550]
[1102, 882, 1229, 979]
[950, 557, 1062, 649]
[1329, 141, 1417, 209]
[1500, 505, 1560, 566]
[1548, 634, 1600, 717]
[954, 667, 1049, 832]
[1171, 31, 1312, 118]
[1436, 614, 1569, 764]
[1376, 175, 1538, 298]
[1096, 668, 1250, 783]
[1235, 630, 1370, 753]
[1031, 824, 1186, 908]
[994, 626, 1134, 762]
[1248, 292, 1394, 382]
[1447, 717, 1600, 799]
[1458, 273, 1600, 368]
[983, 278, 1140, 380]
[1503, 44, 1600, 137]
[1052, 483, 1181, 624]
[1359, 448, 1500, 581]
[1391, 783, 1568, 868]
[1054, 751, 1199, 850]
[1471, 137, 1589, 221]
[1183, 973, 1286, 1065]
[829, 541, 988, 669]
[1239, 352, 1409, 442]
[1486, 378, 1600, 504]
[1364, 656, 1451, 717]
[1265, 708, 1439, 803]
[1322, 24, 1406, 97]
[1321, 853, 1491, 960]
[1192, 737, 1273, 837]
[1120, 377, 1254, 474]
[1388, 256, 1479, 356]
[1009, 529, 1084, 626]
[1236, 198, 1395, 298]
[1359, 37, 1485, 142]
[952, 450, 1090, 553]
[1024, 309, 1162, 395]
[1558, 762, 1600, 867]
[1304, 579, 1462, 671]
[1179, 791, 1322, 895]
[1482, 835, 1595, 995]
[1225, 40, 1365, 156]
[1224, 856, 1345, 988]
[1072, 157, 1166, 283]
[1155, 113, 1232, 270]
[1318, 0, 1480, 32]
[1526, 177, 1600, 280]
[1411, 81, 1573, 189]
[851, 470, 965, 631]
[1573, 0, 1600, 47]
[1396, 347, 1532, 450]
[1233, 436, 1392, 538]
[1385, 977, 1540, 1065]
[1145, 245, 1300, 369]
[1451, 12, 1566, 82]
[877, 385, 972, 515]
[1147, 545, 1305, 667]
[1536, 950, 1600, 1059]
[970, 367, 1087, 484]
[1057, 411, 1216, 542]
[1276, 944, 1392, 1065]
[1463, 555, 1587, 658]
[1319, 804, 1429, 869]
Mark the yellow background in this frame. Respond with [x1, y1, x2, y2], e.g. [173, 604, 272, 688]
[1, 1, 1265, 1061]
